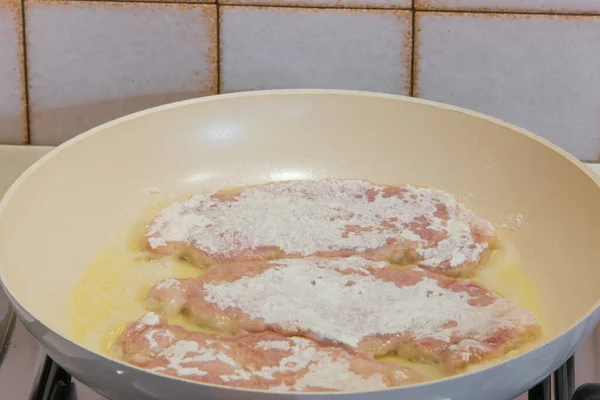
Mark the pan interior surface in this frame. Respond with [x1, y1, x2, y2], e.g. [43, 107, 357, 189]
[0, 91, 599, 389]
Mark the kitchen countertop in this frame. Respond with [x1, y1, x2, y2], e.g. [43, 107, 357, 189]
[0, 144, 598, 400]
[0, 145, 53, 195]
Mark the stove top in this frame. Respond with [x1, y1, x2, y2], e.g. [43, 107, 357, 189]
[0, 291, 11, 355]
[0, 145, 598, 400]
[0, 318, 105, 399]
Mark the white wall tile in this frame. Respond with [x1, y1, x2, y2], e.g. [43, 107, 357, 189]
[221, 7, 412, 95]
[416, 0, 600, 13]
[0, 0, 26, 144]
[415, 13, 600, 161]
[26, 0, 218, 145]
[221, 0, 410, 10]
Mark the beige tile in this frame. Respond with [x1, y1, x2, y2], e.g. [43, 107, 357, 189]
[221, 7, 412, 95]
[414, 12, 600, 161]
[26, 0, 217, 145]
[221, 0, 411, 9]
[0, 0, 27, 144]
[415, 0, 600, 13]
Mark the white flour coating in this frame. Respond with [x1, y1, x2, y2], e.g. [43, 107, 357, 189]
[218, 336, 391, 391]
[131, 314, 403, 391]
[288, 356, 386, 392]
[133, 312, 174, 350]
[139, 312, 160, 326]
[144, 329, 174, 350]
[268, 337, 387, 392]
[395, 370, 408, 380]
[146, 180, 495, 269]
[331, 256, 388, 272]
[203, 258, 537, 348]
[255, 340, 291, 351]
[155, 278, 180, 290]
[152, 340, 214, 377]
[223, 336, 317, 383]
[419, 221, 480, 268]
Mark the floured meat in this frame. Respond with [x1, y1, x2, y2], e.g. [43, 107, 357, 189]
[144, 180, 496, 276]
[116, 312, 424, 392]
[147, 257, 541, 372]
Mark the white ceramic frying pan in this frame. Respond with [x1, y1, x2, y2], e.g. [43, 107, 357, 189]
[0, 90, 598, 400]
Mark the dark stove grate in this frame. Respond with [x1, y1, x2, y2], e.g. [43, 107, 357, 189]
[528, 355, 600, 400]
[34, 354, 600, 400]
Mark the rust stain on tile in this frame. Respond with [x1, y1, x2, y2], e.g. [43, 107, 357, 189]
[218, 7, 225, 93]
[1, 0, 22, 14]
[27, 0, 215, 9]
[220, 0, 410, 10]
[345, 6, 413, 94]
[415, 1, 600, 15]
[392, 9, 412, 95]
[0, 0, 21, 10]
[2, 0, 29, 143]
[411, 12, 422, 98]
[18, 3, 28, 144]
[29, 0, 214, 4]
[417, 10, 600, 22]
[222, 4, 411, 15]
[203, 5, 219, 95]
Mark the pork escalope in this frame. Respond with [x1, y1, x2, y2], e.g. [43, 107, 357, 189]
[147, 257, 541, 372]
[144, 180, 496, 277]
[116, 312, 424, 392]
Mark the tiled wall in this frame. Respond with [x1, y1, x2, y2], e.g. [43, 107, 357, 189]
[0, 0, 599, 160]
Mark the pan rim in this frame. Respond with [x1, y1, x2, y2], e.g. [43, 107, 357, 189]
[4, 286, 598, 396]
[0, 88, 599, 395]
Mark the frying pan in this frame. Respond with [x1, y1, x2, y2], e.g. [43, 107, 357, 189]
[0, 89, 598, 400]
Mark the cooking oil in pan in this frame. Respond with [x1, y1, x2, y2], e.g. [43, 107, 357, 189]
[68, 207, 545, 381]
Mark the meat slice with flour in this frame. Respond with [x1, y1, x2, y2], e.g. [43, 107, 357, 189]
[115, 312, 424, 392]
[144, 179, 496, 276]
[147, 257, 541, 372]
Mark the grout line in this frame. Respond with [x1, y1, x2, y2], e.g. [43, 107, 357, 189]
[410, 10, 419, 97]
[32, 0, 600, 16]
[52, 0, 411, 10]
[46, 0, 218, 5]
[216, 1, 222, 93]
[415, 8, 600, 18]
[408, 7, 415, 97]
[212, 2, 409, 10]
[30, 0, 600, 16]
[20, 0, 32, 144]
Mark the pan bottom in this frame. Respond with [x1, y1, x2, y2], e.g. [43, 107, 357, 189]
[66, 196, 547, 389]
